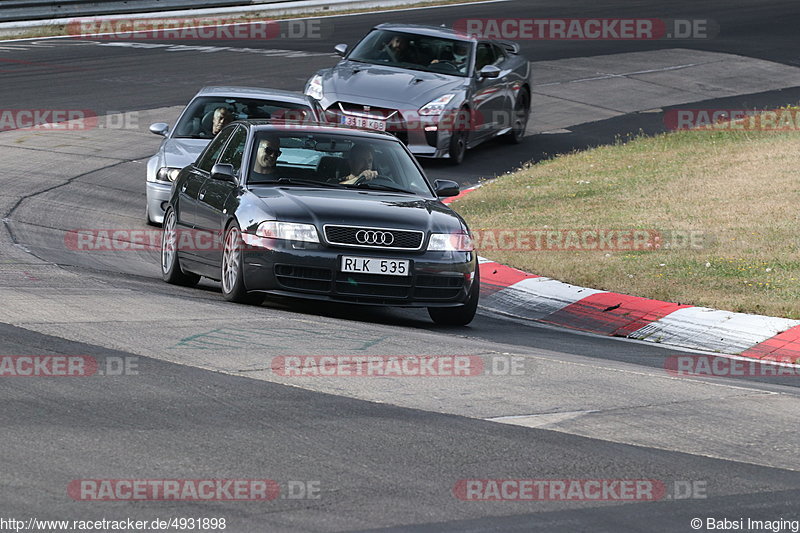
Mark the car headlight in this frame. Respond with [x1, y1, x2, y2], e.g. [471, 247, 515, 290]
[427, 231, 474, 251]
[305, 74, 324, 101]
[156, 167, 181, 182]
[419, 94, 455, 116]
[256, 221, 320, 243]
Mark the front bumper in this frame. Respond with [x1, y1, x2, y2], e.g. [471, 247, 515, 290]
[240, 237, 476, 307]
[321, 100, 455, 159]
[146, 181, 172, 224]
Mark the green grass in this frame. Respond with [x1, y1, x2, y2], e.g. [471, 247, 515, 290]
[453, 113, 800, 318]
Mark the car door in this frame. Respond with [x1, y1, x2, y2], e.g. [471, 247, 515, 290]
[178, 128, 232, 235]
[195, 124, 247, 266]
[471, 42, 507, 140]
[490, 43, 516, 132]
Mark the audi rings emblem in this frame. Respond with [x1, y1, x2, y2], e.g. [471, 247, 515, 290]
[355, 230, 394, 246]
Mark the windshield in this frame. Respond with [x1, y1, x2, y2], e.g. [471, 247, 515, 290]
[348, 29, 473, 77]
[247, 131, 434, 196]
[172, 96, 313, 139]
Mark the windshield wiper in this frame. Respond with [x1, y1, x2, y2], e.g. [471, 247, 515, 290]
[348, 182, 413, 194]
[275, 177, 346, 188]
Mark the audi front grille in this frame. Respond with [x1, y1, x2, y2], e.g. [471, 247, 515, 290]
[323, 225, 424, 250]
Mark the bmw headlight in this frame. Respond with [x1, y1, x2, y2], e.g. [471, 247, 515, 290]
[427, 231, 474, 251]
[419, 94, 455, 116]
[256, 221, 320, 243]
[156, 167, 181, 183]
[305, 74, 324, 101]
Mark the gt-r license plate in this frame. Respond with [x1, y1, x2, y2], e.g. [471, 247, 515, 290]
[341, 115, 387, 131]
[341, 256, 409, 276]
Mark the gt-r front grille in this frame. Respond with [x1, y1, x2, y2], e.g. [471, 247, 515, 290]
[326, 102, 408, 144]
[336, 102, 398, 120]
[324, 225, 424, 250]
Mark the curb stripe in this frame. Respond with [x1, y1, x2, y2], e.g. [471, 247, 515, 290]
[478, 261, 539, 296]
[542, 292, 690, 336]
[480, 276, 604, 321]
[628, 307, 800, 354]
[741, 325, 800, 364]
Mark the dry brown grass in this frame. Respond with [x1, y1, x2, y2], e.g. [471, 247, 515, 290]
[453, 120, 800, 317]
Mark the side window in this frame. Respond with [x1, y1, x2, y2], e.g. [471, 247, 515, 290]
[218, 126, 247, 175]
[491, 44, 507, 65]
[475, 43, 496, 71]
[196, 126, 235, 172]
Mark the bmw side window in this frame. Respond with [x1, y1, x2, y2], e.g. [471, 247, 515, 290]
[196, 126, 235, 172]
[218, 126, 247, 175]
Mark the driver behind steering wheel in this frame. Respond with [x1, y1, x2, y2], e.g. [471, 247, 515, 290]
[340, 144, 378, 184]
[430, 41, 470, 73]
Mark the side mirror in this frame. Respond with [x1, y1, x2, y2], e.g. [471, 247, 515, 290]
[334, 43, 348, 57]
[434, 179, 460, 198]
[478, 65, 501, 79]
[210, 163, 236, 183]
[149, 122, 169, 136]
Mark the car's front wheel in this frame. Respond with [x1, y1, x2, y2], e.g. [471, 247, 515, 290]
[448, 108, 469, 165]
[428, 267, 479, 326]
[221, 221, 265, 305]
[161, 208, 200, 287]
[504, 88, 530, 144]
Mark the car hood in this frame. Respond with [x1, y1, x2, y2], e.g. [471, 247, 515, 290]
[162, 138, 209, 169]
[321, 61, 466, 108]
[246, 187, 465, 234]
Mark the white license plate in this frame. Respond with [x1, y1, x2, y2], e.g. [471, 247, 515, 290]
[341, 115, 387, 131]
[341, 256, 410, 276]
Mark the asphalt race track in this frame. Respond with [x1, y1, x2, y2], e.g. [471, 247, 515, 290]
[1, 1, 800, 531]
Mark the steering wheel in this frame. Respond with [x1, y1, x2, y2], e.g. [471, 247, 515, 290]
[353, 173, 394, 187]
[430, 60, 461, 74]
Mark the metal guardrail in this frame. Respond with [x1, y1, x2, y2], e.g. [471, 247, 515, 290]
[0, 1, 294, 23]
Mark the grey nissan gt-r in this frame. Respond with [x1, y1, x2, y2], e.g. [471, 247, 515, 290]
[304, 23, 531, 164]
[160, 120, 479, 325]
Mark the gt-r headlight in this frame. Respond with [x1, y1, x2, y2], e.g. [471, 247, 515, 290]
[427, 231, 474, 251]
[419, 94, 455, 116]
[156, 167, 181, 182]
[305, 74, 324, 101]
[256, 221, 320, 243]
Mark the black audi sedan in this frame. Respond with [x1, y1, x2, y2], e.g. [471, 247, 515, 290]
[160, 120, 479, 325]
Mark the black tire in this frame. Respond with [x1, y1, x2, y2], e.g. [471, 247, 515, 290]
[428, 267, 479, 326]
[221, 220, 265, 305]
[161, 208, 200, 287]
[504, 89, 530, 144]
[448, 108, 469, 165]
